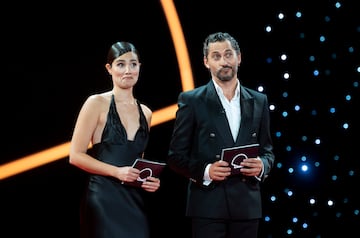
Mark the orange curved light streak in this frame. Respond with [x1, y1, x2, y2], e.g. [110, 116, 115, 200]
[0, 0, 194, 180]
[160, 0, 194, 91]
[0, 143, 71, 180]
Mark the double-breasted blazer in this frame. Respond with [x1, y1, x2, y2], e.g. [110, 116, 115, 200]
[168, 80, 275, 220]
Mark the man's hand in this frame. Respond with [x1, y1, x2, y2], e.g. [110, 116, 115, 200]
[240, 157, 263, 177]
[209, 160, 231, 181]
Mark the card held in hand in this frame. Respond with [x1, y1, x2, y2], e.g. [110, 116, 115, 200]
[123, 158, 166, 187]
[221, 143, 259, 175]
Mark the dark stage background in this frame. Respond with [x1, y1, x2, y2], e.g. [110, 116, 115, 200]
[1, 0, 359, 237]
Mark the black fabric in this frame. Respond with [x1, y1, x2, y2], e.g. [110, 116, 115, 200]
[80, 94, 150, 238]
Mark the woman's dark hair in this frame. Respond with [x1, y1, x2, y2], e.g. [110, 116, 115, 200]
[203, 32, 241, 58]
[106, 41, 140, 65]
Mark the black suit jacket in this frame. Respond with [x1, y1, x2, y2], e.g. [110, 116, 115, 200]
[168, 80, 275, 220]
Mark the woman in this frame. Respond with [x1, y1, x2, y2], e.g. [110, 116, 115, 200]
[69, 41, 160, 238]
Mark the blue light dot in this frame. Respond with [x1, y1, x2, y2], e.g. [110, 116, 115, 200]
[265, 25, 272, 33]
[283, 72, 290, 80]
[278, 12, 285, 20]
[327, 200, 334, 206]
[301, 164, 309, 172]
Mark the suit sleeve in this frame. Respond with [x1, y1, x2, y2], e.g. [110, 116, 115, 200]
[258, 94, 275, 181]
[167, 92, 205, 182]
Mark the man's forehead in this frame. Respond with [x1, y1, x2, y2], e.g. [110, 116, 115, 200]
[208, 40, 233, 52]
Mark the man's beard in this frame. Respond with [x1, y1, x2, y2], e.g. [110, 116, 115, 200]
[216, 66, 236, 81]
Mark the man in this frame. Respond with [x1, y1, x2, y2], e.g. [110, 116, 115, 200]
[167, 32, 275, 238]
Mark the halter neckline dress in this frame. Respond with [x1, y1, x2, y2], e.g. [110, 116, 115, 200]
[80, 94, 150, 238]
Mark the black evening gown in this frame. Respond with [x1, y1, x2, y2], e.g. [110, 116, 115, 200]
[80, 94, 150, 238]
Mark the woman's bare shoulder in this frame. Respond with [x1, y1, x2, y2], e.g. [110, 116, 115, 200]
[139, 103, 152, 114]
[80, 92, 112, 112]
[87, 91, 112, 104]
[139, 103, 152, 125]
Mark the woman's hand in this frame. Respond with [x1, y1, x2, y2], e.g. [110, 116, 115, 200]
[141, 176, 160, 192]
[115, 166, 140, 183]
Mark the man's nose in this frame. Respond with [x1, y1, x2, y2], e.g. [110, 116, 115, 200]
[220, 56, 229, 65]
